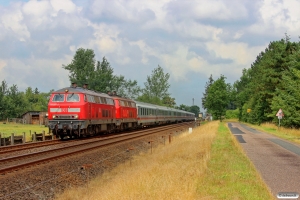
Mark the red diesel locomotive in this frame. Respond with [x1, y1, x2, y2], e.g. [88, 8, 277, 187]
[48, 85, 195, 139]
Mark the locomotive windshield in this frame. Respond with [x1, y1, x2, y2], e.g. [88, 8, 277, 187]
[67, 94, 80, 102]
[52, 94, 65, 102]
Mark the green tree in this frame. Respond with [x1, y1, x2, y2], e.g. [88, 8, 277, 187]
[162, 96, 176, 107]
[91, 58, 115, 92]
[271, 68, 300, 127]
[63, 48, 96, 87]
[176, 104, 190, 111]
[202, 74, 214, 110]
[63, 49, 141, 98]
[189, 105, 200, 118]
[138, 65, 171, 105]
[6, 85, 28, 118]
[234, 38, 300, 125]
[110, 75, 141, 99]
[144, 65, 170, 98]
[204, 75, 230, 121]
[0, 80, 8, 120]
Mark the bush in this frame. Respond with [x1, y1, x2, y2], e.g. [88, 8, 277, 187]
[225, 109, 239, 119]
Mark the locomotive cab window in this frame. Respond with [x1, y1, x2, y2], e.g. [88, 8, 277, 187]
[67, 94, 80, 102]
[52, 94, 65, 102]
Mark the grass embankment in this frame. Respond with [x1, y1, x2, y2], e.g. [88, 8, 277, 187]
[56, 121, 273, 200]
[0, 123, 49, 141]
[246, 122, 300, 144]
[197, 122, 274, 199]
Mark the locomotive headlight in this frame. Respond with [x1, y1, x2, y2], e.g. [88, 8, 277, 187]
[74, 115, 78, 119]
[53, 115, 56, 119]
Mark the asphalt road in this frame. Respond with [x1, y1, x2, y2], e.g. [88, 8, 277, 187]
[228, 122, 300, 198]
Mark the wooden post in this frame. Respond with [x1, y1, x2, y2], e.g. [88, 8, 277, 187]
[52, 130, 55, 140]
[11, 133, 14, 145]
[33, 132, 37, 142]
[3, 134, 6, 146]
[23, 132, 26, 144]
[169, 133, 173, 144]
[126, 147, 134, 166]
[81, 164, 93, 192]
[42, 131, 45, 141]
[148, 141, 153, 154]
[162, 136, 166, 146]
[0, 132, 1, 146]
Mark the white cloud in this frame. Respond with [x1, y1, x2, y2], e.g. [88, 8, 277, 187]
[50, 0, 79, 14]
[205, 41, 263, 66]
[43, 36, 73, 52]
[1, 57, 71, 91]
[1, 7, 30, 41]
[249, 0, 300, 36]
[22, 0, 52, 17]
[168, 0, 248, 21]
[160, 46, 209, 80]
[0, 59, 7, 81]
[173, 21, 223, 40]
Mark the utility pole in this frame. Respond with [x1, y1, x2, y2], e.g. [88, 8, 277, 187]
[192, 98, 194, 106]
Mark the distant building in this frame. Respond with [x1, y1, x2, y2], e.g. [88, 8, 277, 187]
[21, 111, 48, 125]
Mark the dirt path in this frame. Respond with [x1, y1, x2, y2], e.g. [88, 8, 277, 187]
[228, 122, 300, 198]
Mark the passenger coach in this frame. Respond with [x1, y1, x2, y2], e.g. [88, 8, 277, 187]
[135, 101, 195, 127]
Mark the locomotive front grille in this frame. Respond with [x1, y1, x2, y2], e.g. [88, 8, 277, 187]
[57, 115, 72, 119]
[52, 115, 78, 119]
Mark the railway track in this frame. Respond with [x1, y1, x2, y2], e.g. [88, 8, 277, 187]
[0, 140, 62, 155]
[0, 122, 193, 175]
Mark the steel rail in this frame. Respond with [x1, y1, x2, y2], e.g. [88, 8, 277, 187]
[0, 140, 62, 155]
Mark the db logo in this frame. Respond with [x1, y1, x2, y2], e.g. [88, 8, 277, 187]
[61, 108, 67, 112]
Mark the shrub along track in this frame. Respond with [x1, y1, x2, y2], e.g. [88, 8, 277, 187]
[0, 122, 194, 200]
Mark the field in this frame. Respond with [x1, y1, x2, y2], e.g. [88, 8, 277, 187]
[0, 122, 50, 141]
[55, 121, 274, 200]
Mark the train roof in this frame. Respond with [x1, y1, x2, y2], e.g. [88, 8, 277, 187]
[134, 101, 195, 115]
[52, 87, 112, 98]
[110, 95, 135, 102]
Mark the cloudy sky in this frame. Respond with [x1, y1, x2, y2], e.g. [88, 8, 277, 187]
[0, 0, 299, 110]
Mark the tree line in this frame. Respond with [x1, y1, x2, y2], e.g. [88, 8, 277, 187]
[0, 81, 51, 120]
[0, 48, 200, 120]
[202, 35, 300, 127]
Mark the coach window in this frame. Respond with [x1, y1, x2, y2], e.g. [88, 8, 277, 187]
[52, 94, 65, 102]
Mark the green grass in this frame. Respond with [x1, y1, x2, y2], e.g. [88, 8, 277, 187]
[244, 122, 300, 144]
[197, 122, 274, 200]
[0, 122, 50, 140]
